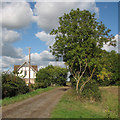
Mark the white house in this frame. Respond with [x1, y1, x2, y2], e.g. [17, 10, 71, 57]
[14, 62, 38, 84]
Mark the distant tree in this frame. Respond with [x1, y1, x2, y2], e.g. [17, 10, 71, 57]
[97, 50, 119, 86]
[36, 65, 68, 86]
[50, 9, 116, 93]
[53, 66, 68, 86]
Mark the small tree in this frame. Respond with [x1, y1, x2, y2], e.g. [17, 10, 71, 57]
[50, 9, 116, 94]
[36, 65, 68, 87]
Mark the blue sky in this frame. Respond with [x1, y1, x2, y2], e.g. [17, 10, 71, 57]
[96, 2, 118, 36]
[1, 1, 119, 71]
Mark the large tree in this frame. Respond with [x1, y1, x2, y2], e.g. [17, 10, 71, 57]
[50, 9, 116, 93]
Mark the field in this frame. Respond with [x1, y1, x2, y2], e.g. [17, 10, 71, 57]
[1, 87, 54, 106]
[51, 86, 118, 118]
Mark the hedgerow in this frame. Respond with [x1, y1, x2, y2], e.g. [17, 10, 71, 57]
[2, 72, 29, 98]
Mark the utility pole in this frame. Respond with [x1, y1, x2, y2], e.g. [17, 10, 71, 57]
[29, 47, 31, 85]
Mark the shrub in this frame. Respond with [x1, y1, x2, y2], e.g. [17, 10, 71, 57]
[2, 72, 29, 98]
[70, 76, 101, 101]
[70, 76, 76, 88]
[39, 82, 47, 88]
[80, 80, 101, 101]
[31, 82, 48, 90]
[36, 65, 68, 86]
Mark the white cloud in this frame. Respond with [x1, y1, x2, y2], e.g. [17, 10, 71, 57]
[35, 31, 55, 46]
[102, 34, 119, 53]
[0, 28, 24, 58]
[26, 50, 55, 64]
[0, 2, 33, 58]
[1, 28, 20, 43]
[1, 2, 33, 29]
[33, 1, 99, 32]
[2, 44, 24, 58]
[2, 50, 65, 71]
[14, 50, 55, 69]
[1, 55, 25, 72]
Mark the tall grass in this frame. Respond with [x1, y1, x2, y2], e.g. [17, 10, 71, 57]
[99, 86, 118, 118]
[1, 87, 54, 106]
[51, 86, 118, 118]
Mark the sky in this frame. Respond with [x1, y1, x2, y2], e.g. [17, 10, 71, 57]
[0, 1, 119, 72]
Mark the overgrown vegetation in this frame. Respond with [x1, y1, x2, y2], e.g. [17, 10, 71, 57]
[80, 80, 101, 101]
[36, 65, 68, 87]
[51, 86, 118, 118]
[2, 72, 29, 99]
[97, 50, 120, 86]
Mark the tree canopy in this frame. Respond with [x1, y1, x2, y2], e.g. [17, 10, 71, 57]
[50, 9, 115, 66]
[36, 65, 68, 86]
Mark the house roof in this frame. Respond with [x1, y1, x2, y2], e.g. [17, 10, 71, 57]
[14, 62, 38, 73]
[14, 65, 20, 72]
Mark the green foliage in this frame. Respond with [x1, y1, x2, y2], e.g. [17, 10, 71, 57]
[38, 82, 47, 88]
[97, 50, 120, 86]
[36, 65, 68, 87]
[70, 77, 76, 88]
[2, 72, 29, 98]
[80, 80, 101, 101]
[71, 77, 101, 101]
[50, 9, 115, 69]
[97, 68, 112, 86]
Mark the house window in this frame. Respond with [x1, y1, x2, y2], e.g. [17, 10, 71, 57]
[24, 71, 27, 76]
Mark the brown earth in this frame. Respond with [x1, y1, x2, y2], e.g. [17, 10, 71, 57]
[2, 87, 70, 118]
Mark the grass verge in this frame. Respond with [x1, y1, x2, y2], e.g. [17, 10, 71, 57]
[50, 86, 118, 118]
[1, 87, 54, 106]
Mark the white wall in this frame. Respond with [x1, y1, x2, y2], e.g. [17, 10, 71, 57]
[18, 67, 36, 79]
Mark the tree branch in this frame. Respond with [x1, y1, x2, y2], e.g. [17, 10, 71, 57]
[80, 66, 96, 94]
[78, 61, 87, 81]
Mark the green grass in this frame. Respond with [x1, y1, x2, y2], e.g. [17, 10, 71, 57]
[1, 87, 54, 106]
[99, 86, 118, 118]
[51, 86, 118, 118]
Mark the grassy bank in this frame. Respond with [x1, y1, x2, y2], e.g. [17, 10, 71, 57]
[1, 87, 54, 106]
[51, 86, 118, 118]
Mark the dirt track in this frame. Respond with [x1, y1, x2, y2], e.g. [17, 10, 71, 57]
[2, 87, 69, 118]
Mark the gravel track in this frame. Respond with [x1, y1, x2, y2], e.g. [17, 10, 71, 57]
[2, 87, 69, 118]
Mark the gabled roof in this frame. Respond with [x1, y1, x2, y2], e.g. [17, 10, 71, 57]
[14, 62, 38, 73]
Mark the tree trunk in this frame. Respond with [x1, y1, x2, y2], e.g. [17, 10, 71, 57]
[76, 80, 79, 93]
[79, 67, 96, 95]
[70, 60, 87, 94]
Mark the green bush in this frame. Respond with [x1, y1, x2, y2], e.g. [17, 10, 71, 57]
[80, 80, 101, 101]
[70, 76, 101, 101]
[39, 82, 47, 88]
[70, 76, 76, 88]
[31, 82, 48, 90]
[2, 72, 29, 98]
[36, 65, 68, 86]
